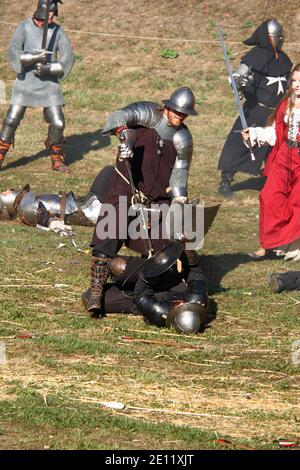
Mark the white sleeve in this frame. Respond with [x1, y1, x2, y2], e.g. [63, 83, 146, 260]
[249, 125, 276, 147]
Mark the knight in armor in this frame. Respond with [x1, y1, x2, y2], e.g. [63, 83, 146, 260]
[83, 87, 198, 315]
[0, 0, 75, 174]
[217, 19, 292, 197]
[82, 241, 209, 335]
[0, 166, 115, 233]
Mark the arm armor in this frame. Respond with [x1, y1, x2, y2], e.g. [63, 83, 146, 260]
[232, 63, 254, 95]
[102, 101, 162, 135]
[185, 279, 208, 308]
[169, 126, 193, 198]
[134, 276, 170, 327]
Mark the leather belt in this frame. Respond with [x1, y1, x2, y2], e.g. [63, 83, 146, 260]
[258, 102, 275, 110]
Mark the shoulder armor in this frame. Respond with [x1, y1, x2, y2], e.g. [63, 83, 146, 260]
[102, 101, 162, 134]
[173, 126, 193, 162]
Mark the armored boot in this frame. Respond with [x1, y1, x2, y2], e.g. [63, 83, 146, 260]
[0, 139, 11, 171]
[82, 255, 111, 314]
[50, 143, 70, 174]
[218, 171, 235, 198]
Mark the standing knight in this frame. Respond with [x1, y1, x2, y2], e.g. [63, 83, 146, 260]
[217, 19, 292, 197]
[84, 87, 198, 314]
[0, 0, 74, 174]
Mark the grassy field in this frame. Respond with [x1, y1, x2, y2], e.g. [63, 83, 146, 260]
[0, 0, 300, 450]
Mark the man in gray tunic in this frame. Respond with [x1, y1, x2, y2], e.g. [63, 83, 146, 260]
[0, 0, 75, 174]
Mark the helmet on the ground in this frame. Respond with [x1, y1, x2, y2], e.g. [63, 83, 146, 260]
[162, 87, 198, 115]
[166, 301, 206, 335]
[34, 0, 63, 19]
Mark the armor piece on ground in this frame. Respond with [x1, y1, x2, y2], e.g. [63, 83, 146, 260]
[166, 302, 206, 335]
[102, 101, 193, 199]
[0, 189, 20, 220]
[83, 255, 112, 313]
[34, 0, 63, 19]
[142, 241, 184, 280]
[10, 186, 97, 227]
[162, 87, 198, 116]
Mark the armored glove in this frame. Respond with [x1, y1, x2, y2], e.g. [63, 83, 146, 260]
[20, 50, 47, 67]
[117, 128, 136, 160]
[35, 62, 63, 78]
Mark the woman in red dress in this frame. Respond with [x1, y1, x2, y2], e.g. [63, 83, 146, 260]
[243, 63, 300, 260]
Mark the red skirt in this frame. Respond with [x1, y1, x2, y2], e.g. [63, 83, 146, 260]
[260, 141, 300, 249]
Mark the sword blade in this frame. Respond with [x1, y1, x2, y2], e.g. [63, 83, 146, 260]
[216, 22, 256, 161]
[41, 0, 51, 50]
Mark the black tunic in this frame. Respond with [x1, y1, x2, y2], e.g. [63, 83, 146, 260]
[218, 20, 292, 175]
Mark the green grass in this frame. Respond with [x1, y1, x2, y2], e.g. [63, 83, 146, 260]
[0, 0, 300, 451]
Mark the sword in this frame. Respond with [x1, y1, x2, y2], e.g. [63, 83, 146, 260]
[216, 22, 256, 161]
[118, 136, 154, 258]
[41, 0, 51, 51]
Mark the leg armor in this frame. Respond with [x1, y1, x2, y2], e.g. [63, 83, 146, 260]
[43, 106, 69, 174]
[0, 105, 26, 169]
[43, 106, 65, 145]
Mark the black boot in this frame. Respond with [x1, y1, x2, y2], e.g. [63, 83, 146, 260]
[218, 171, 235, 198]
[82, 255, 111, 314]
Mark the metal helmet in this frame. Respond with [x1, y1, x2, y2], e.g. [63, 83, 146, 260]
[267, 19, 283, 51]
[34, 0, 63, 19]
[162, 87, 198, 116]
[166, 302, 206, 335]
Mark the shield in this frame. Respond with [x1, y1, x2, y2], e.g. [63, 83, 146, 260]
[142, 241, 184, 279]
[165, 201, 220, 250]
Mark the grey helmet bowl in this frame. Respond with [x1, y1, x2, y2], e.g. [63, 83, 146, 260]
[166, 302, 207, 335]
[34, 0, 63, 19]
[162, 87, 198, 116]
[267, 18, 283, 50]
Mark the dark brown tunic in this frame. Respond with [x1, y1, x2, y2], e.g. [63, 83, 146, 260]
[92, 127, 177, 255]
